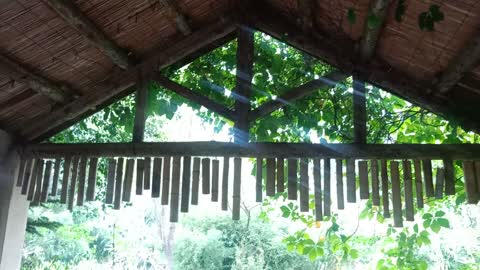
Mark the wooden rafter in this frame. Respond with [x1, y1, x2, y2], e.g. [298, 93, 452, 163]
[24, 20, 236, 141]
[159, 0, 191, 36]
[132, 71, 148, 143]
[359, 0, 392, 61]
[353, 78, 367, 144]
[152, 74, 236, 120]
[249, 71, 348, 121]
[435, 33, 480, 93]
[45, 0, 131, 69]
[0, 53, 72, 103]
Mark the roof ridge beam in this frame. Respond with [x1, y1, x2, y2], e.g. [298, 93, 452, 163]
[159, 0, 191, 35]
[359, 0, 392, 61]
[45, 0, 131, 69]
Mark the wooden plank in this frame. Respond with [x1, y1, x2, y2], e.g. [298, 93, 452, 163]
[287, 159, 298, 200]
[435, 168, 445, 199]
[371, 160, 380, 205]
[40, 161, 52, 202]
[422, 159, 434, 197]
[390, 161, 403, 227]
[113, 158, 124, 210]
[346, 159, 356, 203]
[221, 157, 230, 210]
[122, 158, 135, 202]
[255, 157, 263, 202]
[202, 158, 211, 194]
[32, 160, 45, 206]
[161, 156, 171, 205]
[463, 161, 478, 204]
[359, 0, 392, 61]
[21, 159, 33, 195]
[68, 157, 80, 211]
[443, 159, 455, 195]
[336, 159, 344, 210]
[353, 79, 367, 144]
[358, 160, 369, 199]
[380, 160, 390, 218]
[76, 157, 87, 206]
[403, 160, 414, 222]
[299, 159, 309, 212]
[51, 158, 61, 196]
[86, 157, 98, 201]
[232, 157, 242, 220]
[15, 158, 26, 187]
[324, 159, 331, 217]
[266, 158, 276, 196]
[170, 156, 181, 222]
[313, 158, 322, 221]
[26, 159, 38, 201]
[191, 157, 200, 205]
[211, 159, 219, 202]
[144, 157, 152, 190]
[475, 161, 480, 196]
[135, 158, 144, 195]
[132, 71, 148, 143]
[152, 158, 162, 198]
[181, 156, 192, 212]
[105, 159, 116, 204]
[277, 158, 285, 193]
[413, 160, 424, 208]
[60, 157, 72, 203]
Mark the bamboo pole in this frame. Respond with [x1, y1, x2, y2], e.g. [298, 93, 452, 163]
[358, 161, 369, 200]
[371, 160, 380, 205]
[152, 158, 162, 198]
[76, 157, 88, 206]
[191, 157, 200, 205]
[403, 160, 414, 221]
[122, 158, 134, 202]
[413, 160, 424, 208]
[232, 157, 242, 220]
[105, 159, 116, 204]
[40, 160, 52, 202]
[211, 159, 219, 202]
[51, 158, 61, 196]
[170, 156, 181, 222]
[161, 156, 171, 205]
[202, 158, 211, 194]
[380, 160, 390, 218]
[113, 158, 124, 210]
[266, 158, 276, 196]
[135, 158, 144, 195]
[287, 159, 298, 200]
[390, 161, 403, 227]
[255, 157, 263, 202]
[86, 157, 98, 201]
[221, 156, 230, 210]
[313, 158, 322, 221]
[336, 159, 344, 210]
[181, 156, 192, 212]
[346, 159, 356, 203]
[277, 158, 285, 192]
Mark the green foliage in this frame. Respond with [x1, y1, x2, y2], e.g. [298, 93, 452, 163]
[25, 216, 62, 236]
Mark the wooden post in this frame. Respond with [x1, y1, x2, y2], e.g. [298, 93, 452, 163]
[15, 158, 26, 187]
[277, 158, 285, 193]
[221, 156, 230, 210]
[143, 157, 152, 190]
[132, 71, 148, 143]
[313, 158, 323, 221]
[413, 160, 424, 208]
[181, 156, 192, 212]
[232, 157, 242, 220]
[358, 161, 369, 200]
[346, 159, 356, 203]
[380, 160, 390, 218]
[403, 160, 414, 221]
[113, 158, 124, 210]
[51, 158, 61, 196]
[287, 159, 298, 200]
[233, 27, 254, 144]
[76, 157, 87, 206]
[32, 160, 45, 206]
[40, 161, 52, 202]
[390, 161, 403, 227]
[86, 157, 98, 201]
[266, 158, 276, 196]
[170, 156, 181, 222]
[68, 157, 80, 211]
[443, 159, 455, 195]
[135, 158, 144, 195]
[191, 157, 200, 205]
[105, 159, 116, 204]
[475, 161, 480, 198]
[353, 78, 367, 144]
[255, 157, 263, 202]
[60, 158, 72, 203]
[423, 159, 434, 197]
[299, 159, 309, 212]
[336, 159, 344, 210]
[323, 159, 331, 216]
[122, 158, 135, 202]
[20, 159, 33, 195]
[152, 158, 162, 198]
[462, 161, 478, 204]
[161, 156, 171, 205]
[211, 159, 219, 202]
[371, 160, 380, 205]
[435, 168, 445, 199]
[202, 158, 211, 194]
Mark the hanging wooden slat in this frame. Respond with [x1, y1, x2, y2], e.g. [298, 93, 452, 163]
[144, 157, 152, 190]
[16, 158, 26, 187]
[371, 160, 380, 205]
[299, 159, 309, 212]
[422, 159, 434, 197]
[221, 156, 230, 210]
[135, 159, 144, 195]
[40, 161, 52, 203]
[60, 157, 72, 204]
[462, 161, 478, 204]
[443, 159, 455, 195]
[336, 159, 344, 210]
[113, 158, 124, 210]
[51, 158, 61, 196]
[380, 160, 390, 218]
[68, 157, 80, 211]
[21, 159, 33, 195]
[152, 158, 162, 198]
[313, 158, 322, 221]
[202, 158, 211, 194]
[211, 159, 219, 202]
[170, 156, 181, 222]
[435, 168, 445, 199]
[32, 160, 45, 206]
[191, 157, 200, 205]
[181, 156, 192, 212]
[358, 161, 369, 200]
[413, 160, 424, 208]
[122, 158, 135, 202]
[346, 159, 356, 203]
[255, 157, 263, 202]
[86, 157, 98, 201]
[324, 158, 331, 216]
[161, 156, 171, 205]
[266, 158, 276, 196]
[105, 159, 116, 204]
[287, 159, 298, 200]
[390, 161, 403, 227]
[26, 159, 38, 199]
[403, 160, 414, 222]
[475, 161, 480, 197]
[232, 157, 242, 220]
[76, 157, 88, 206]
[277, 158, 285, 192]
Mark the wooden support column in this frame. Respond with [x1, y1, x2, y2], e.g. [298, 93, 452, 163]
[233, 27, 254, 144]
[353, 78, 367, 144]
[132, 71, 148, 143]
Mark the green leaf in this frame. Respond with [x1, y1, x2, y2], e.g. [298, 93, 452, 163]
[422, 213, 433, 219]
[308, 249, 317, 261]
[413, 224, 419, 233]
[437, 218, 450, 228]
[435, 210, 445, 217]
[423, 219, 431, 229]
[280, 205, 291, 218]
[347, 8, 357, 25]
[430, 221, 441, 233]
[350, 249, 359, 259]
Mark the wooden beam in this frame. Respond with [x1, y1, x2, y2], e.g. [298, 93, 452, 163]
[152, 74, 236, 120]
[249, 71, 348, 121]
[45, 0, 131, 69]
[0, 53, 72, 103]
[159, 0, 191, 35]
[22, 142, 480, 160]
[24, 20, 236, 141]
[435, 33, 480, 93]
[353, 78, 367, 144]
[132, 71, 148, 142]
[233, 26, 254, 144]
[359, 0, 392, 61]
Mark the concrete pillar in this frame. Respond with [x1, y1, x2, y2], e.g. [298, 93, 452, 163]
[0, 130, 29, 270]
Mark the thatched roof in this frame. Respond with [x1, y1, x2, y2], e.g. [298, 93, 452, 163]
[1, 0, 479, 142]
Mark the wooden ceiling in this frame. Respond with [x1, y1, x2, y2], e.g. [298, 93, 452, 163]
[0, 0, 479, 142]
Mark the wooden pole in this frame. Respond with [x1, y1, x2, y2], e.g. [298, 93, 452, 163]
[423, 159, 434, 197]
[336, 159, 344, 210]
[76, 157, 87, 206]
[60, 157, 71, 203]
[135, 159, 144, 195]
[255, 157, 263, 202]
[161, 157, 171, 205]
[51, 158, 61, 196]
[346, 159, 356, 203]
[40, 161, 52, 202]
[443, 159, 455, 195]
[353, 78, 367, 144]
[32, 160, 45, 206]
[277, 158, 285, 193]
[299, 159, 309, 212]
[380, 160, 390, 218]
[181, 156, 192, 212]
[132, 71, 148, 143]
[191, 157, 200, 205]
[390, 161, 403, 227]
[202, 158, 211, 194]
[86, 157, 98, 201]
[287, 159, 298, 200]
[170, 156, 181, 222]
[323, 159, 331, 216]
[221, 157, 230, 210]
[122, 158, 135, 202]
[211, 159, 219, 202]
[105, 159, 116, 204]
[313, 158, 323, 221]
[462, 161, 478, 204]
[20, 159, 33, 195]
[266, 158, 276, 196]
[403, 160, 414, 221]
[144, 157, 152, 190]
[68, 157, 80, 211]
[413, 160, 424, 208]
[371, 160, 380, 205]
[113, 158, 124, 210]
[435, 168, 445, 199]
[15, 158, 26, 187]
[358, 161, 369, 200]
[232, 157, 242, 220]
[152, 158, 162, 198]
